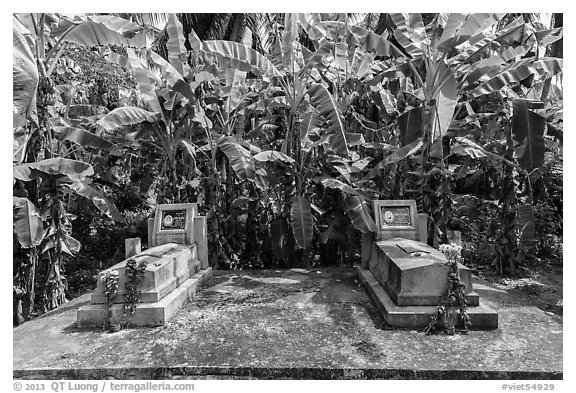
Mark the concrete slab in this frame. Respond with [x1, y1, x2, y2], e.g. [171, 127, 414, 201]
[13, 268, 562, 380]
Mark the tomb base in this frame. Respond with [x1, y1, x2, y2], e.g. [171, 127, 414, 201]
[359, 237, 498, 330]
[77, 243, 212, 328]
[358, 267, 498, 329]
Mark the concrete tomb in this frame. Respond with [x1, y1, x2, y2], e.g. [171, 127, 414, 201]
[357, 200, 498, 329]
[77, 203, 212, 327]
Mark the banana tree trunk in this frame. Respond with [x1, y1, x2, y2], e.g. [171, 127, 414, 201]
[497, 124, 519, 275]
[421, 106, 435, 245]
[21, 248, 38, 320]
[420, 102, 451, 246]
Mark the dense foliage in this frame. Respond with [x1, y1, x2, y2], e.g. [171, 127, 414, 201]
[13, 13, 563, 324]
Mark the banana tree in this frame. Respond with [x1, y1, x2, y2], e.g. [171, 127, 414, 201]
[151, 14, 317, 264]
[375, 13, 563, 249]
[13, 157, 124, 316]
[240, 13, 419, 262]
[248, 14, 393, 259]
[99, 15, 270, 267]
[13, 13, 148, 318]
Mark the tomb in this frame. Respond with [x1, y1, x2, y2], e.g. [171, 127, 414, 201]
[357, 200, 498, 329]
[77, 203, 212, 327]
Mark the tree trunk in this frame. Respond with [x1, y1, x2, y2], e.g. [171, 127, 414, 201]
[22, 248, 38, 319]
[497, 123, 519, 275]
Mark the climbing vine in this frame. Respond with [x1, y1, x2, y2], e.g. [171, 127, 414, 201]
[101, 270, 119, 331]
[121, 258, 147, 329]
[100, 257, 147, 332]
[424, 244, 471, 335]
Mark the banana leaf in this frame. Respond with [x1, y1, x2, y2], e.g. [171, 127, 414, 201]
[307, 83, 349, 156]
[362, 139, 423, 180]
[282, 13, 298, 71]
[97, 106, 161, 131]
[218, 136, 255, 181]
[384, 139, 424, 166]
[451, 137, 519, 169]
[315, 175, 359, 195]
[14, 158, 94, 182]
[297, 13, 325, 42]
[299, 111, 322, 148]
[126, 49, 164, 115]
[459, 14, 505, 39]
[291, 196, 313, 249]
[13, 197, 44, 248]
[350, 50, 375, 79]
[62, 233, 82, 255]
[299, 42, 334, 76]
[52, 126, 113, 150]
[361, 31, 403, 58]
[58, 15, 146, 48]
[390, 13, 428, 58]
[469, 58, 563, 97]
[148, 50, 184, 85]
[398, 107, 423, 146]
[437, 13, 468, 49]
[345, 196, 377, 234]
[178, 139, 196, 160]
[534, 27, 563, 47]
[201, 40, 282, 77]
[430, 62, 458, 139]
[166, 14, 188, 76]
[438, 13, 504, 54]
[452, 17, 524, 64]
[231, 196, 259, 209]
[68, 181, 125, 223]
[512, 99, 546, 170]
[253, 150, 295, 164]
[376, 89, 396, 115]
[13, 16, 38, 128]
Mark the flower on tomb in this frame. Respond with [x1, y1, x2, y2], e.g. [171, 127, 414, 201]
[439, 243, 462, 264]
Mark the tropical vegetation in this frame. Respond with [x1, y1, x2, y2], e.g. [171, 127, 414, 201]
[13, 13, 563, 324]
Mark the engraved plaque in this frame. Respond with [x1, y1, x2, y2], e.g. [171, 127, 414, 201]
[161, 209, 187, 231]
[380, 206, 412, 228]
[151, 203, 198, 247]
[373, 200, 419, 240]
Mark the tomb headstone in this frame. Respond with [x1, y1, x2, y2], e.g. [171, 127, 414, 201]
[373, 200, 419, 241]
[357, 200, 498, 329]
[77, 203, 212, 328]
[151, 203, 198, 247]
